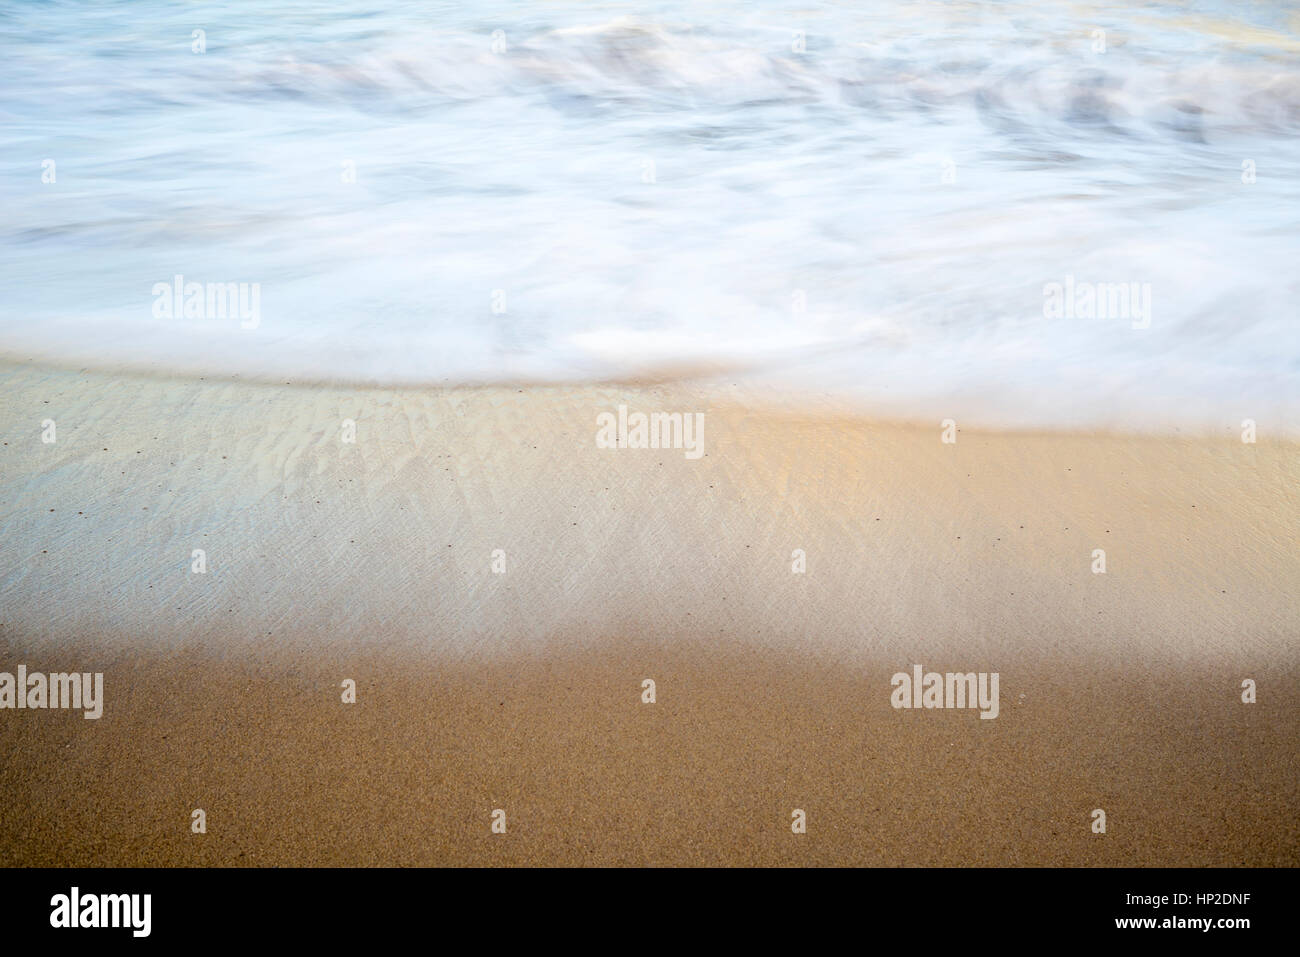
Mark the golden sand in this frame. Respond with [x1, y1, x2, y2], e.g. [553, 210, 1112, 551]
[1, 361, 1296, 865]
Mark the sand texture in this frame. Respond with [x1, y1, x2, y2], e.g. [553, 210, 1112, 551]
[1, 360, 1296, 865]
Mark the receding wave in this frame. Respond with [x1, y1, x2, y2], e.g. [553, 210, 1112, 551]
[1, 1, 1297, 429]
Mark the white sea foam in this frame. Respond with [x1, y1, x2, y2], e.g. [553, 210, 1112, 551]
[1, 0, 1296, 429]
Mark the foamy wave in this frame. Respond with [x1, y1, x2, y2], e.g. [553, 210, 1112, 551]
[1, 0, 1298, 430]
[193, 15, 1300, 144]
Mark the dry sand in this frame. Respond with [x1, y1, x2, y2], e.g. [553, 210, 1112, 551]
[0, 359, 1296, 865]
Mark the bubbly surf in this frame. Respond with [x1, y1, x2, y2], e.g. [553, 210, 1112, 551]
[1, 0, 1297, 429]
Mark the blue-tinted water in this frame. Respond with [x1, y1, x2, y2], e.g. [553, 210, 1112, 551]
[1, 0, 1297, 428]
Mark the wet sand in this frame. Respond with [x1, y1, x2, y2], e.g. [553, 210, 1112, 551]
[0, 360, 1296, 865]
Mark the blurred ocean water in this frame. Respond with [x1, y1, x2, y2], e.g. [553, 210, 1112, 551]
[1, 0, 1297, 428]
